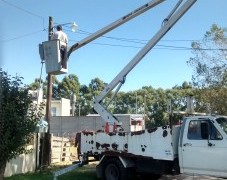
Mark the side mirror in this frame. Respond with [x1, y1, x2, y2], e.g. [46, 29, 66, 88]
[201, 122, 209, 139]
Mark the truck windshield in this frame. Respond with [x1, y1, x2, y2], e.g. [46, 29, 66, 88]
[216, 117, 227, 135]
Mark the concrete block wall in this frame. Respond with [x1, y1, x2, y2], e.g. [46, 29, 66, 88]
[50, 115, 131, 135]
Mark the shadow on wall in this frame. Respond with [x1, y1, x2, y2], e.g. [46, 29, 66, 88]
[4, 145, 36, 177]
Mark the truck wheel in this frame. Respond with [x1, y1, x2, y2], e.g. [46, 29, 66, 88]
[94, 154, 103, 161]
[81, 154, 88, 165]
[103, 158, 127, 180]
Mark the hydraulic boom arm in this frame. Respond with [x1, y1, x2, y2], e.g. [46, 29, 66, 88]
[67, 0, 197, 128]
[67, 0, 165, 57]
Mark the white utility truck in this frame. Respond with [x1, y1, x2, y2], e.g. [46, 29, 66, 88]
[40, 0, 227, 179]
[79, 115, 227, 179]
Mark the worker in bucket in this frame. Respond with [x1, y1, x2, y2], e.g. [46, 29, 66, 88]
[51, 25, 68, 68]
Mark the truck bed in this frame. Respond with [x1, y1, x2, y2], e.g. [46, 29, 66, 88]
[80, 125, 180, 161]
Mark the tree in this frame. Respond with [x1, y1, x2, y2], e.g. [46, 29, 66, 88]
[188, 24, 227, 114]
[0, 69, 43, 178]
[74, 85, 92, 116]
[28, 77, 47, 99]
[51, 75, 60, 99]
[58, 74, 80, 99]
[28, 78, 43, 90]
[89, 77, 106, 97]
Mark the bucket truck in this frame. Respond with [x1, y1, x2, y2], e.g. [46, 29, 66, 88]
[40, 0, 227, 179]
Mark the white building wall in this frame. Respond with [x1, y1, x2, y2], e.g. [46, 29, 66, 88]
[51, 100, 62, 116]
[4, 136, 37, 177]
[60, 98, 70, 116]
[41, 98, 70, 116]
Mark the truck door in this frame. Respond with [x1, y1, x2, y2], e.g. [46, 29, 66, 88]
[180, 119, 227, 177]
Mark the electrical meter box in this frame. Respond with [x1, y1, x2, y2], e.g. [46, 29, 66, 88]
[40, 39, 68, 75]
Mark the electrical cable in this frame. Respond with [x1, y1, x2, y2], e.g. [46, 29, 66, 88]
[1, 1, 225, 52]
[68, 39, 226, 51]
[64, 28, 202, 43]
[0, 29, 45, 43]
[36, 60, 44, 104]
[1, 0, 45, 29]
[1, 26, 224, 51]
[2, 0, 226, 52]
[64, 27, 224, 51]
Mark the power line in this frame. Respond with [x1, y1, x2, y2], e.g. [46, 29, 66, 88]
[69, 38, 226, 51]
[88, 42, 191, 50]
[1, 20, 225, 52]
[1, 0, 225, 51]
[64, 26, 227, 51]
[1, 0, 45, 28]
[0, 29, 45, 43]
[1, 0, 47, 43]
[65, 28, 202, 43]
[1, 26, 225, 52]
[66, 29, 194, 50]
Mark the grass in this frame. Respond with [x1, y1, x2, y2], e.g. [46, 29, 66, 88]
[4, 164, 98, 180]
[58, 164, 98, 180]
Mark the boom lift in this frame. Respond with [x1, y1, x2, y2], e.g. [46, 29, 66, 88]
[40, 2, 227, 179]
[41, 0, 197, 129]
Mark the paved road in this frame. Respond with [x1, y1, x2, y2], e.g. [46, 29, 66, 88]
[160, 174, 225, 180]
[137, 174, 225, 180]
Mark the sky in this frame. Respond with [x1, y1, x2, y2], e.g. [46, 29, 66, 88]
[1, 0, 227, 92]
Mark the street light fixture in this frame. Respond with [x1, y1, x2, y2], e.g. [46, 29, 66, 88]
[53, 22, 78, 32]
[71, 22, 78, 32]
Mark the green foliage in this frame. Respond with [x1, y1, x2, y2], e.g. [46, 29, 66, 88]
[4, 173, 53, 180]
[74, 78, 107, 116]
[189, 24, 227, 88]
[188, 24, 227, 114]
[28, 73, 195, 125]
[0, 69, 43, 163]
[28, 78, 43, 90]
[89, 78, 106, 97]
[58, 74, 80, 99]
[4, 164, 97, 180]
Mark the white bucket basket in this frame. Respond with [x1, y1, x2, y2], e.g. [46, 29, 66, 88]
[41, 39, 68, 75]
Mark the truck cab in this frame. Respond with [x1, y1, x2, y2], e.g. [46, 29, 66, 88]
[179, 115, 227, 178]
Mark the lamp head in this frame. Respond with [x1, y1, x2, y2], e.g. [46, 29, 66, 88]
[71, 22, 78, 32]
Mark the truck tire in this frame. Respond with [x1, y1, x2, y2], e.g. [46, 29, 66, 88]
[94, 154, 103, 161]
[81, 153, 89, 165]
[103, 158, 128, 180]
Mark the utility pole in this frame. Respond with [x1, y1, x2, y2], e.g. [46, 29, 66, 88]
[71, 93, 76, 116]
[136, 91, 138, 114]
[144, 94, 147, 120]
[167, 99, 173, 129]
[42, 16, 53, 168]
